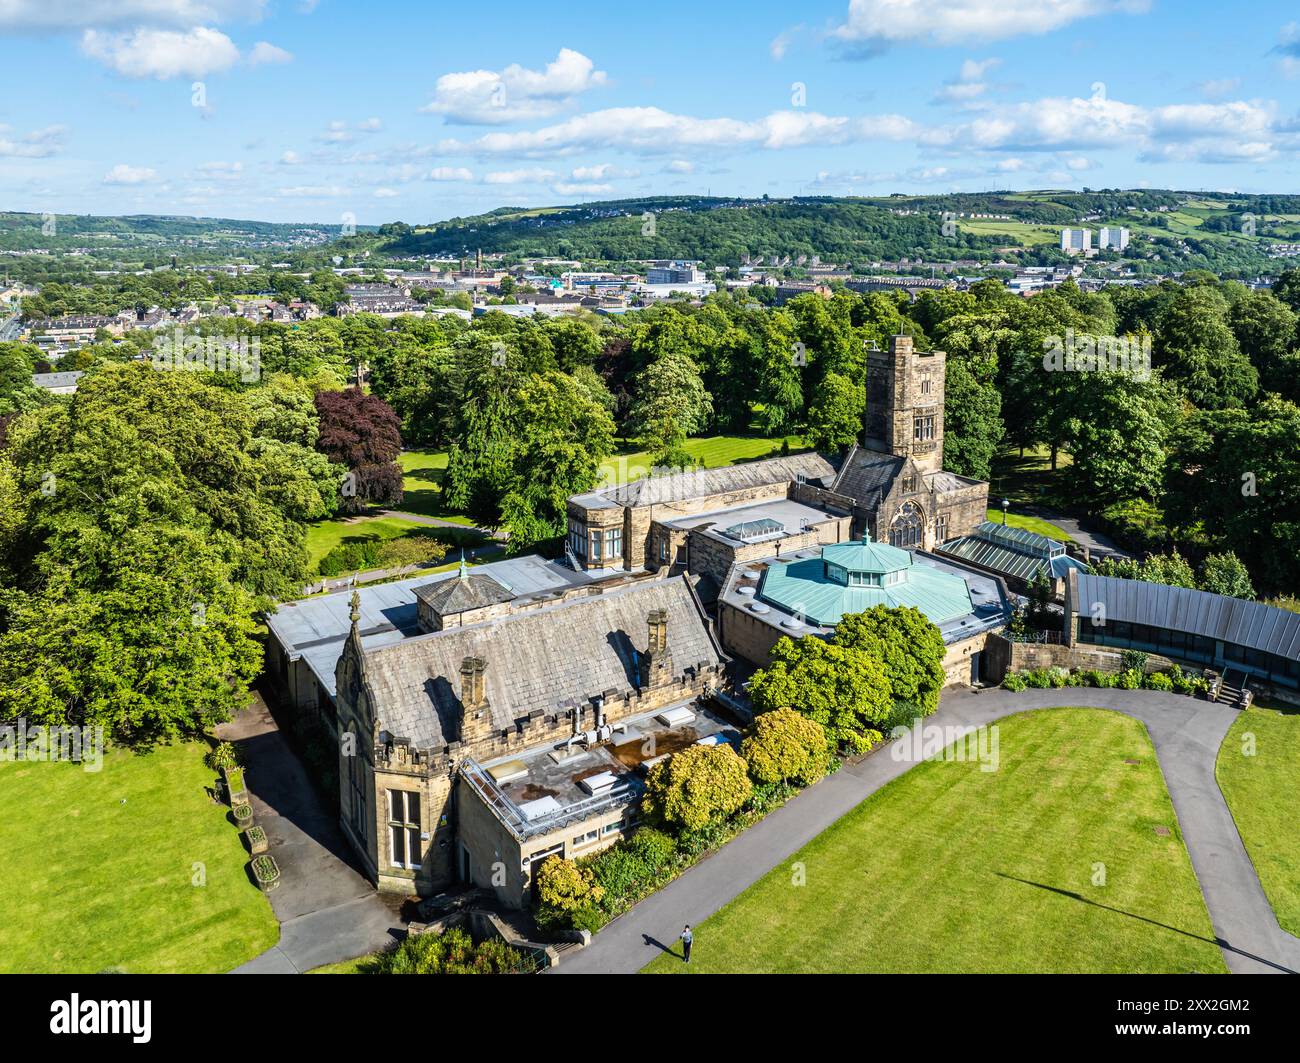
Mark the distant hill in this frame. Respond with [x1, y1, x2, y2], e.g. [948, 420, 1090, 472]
[364, 189, 1300, 274]
[0, 212, 361, 256]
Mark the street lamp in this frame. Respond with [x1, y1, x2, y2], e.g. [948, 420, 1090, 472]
[1002, 500, 1009, 526]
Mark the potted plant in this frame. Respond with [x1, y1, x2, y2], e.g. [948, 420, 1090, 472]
[233, 801, 254, 830]
[223, 765, 248, 806]
[251, 855, 280, 893]
[245, 825, 269, 855]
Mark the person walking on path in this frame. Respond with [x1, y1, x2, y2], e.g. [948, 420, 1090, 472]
[679, 925, 693, 964]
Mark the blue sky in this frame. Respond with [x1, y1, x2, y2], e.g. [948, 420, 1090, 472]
[1, 0, 1298, 224]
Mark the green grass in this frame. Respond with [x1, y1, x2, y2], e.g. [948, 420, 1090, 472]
[0, 742, 278, 973]
[308, 952, 383, 974]
[304, 516, 484, 575]
[986, 508, 1074, 543]
[598, 433, 806, 486]
[396, 449, 474, 524]
[990, 446, 1076, 509]
[644, 709, 1226, 974]
[1217, 703, 1300, 936]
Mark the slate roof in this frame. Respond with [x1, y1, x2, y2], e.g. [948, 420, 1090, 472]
[572, 452, 836, 510]
[414, 569, 513, 614]
[1075, 574, 1300, 662]
[362, 575, 723, 750]
[829, 444, 904, 510]
[829, 444, 982, 509]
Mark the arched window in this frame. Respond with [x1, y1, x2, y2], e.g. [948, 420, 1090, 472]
[889, 502, 925, 549]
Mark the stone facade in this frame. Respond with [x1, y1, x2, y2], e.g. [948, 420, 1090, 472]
[332, 576, 727, 901]
[865, 335, 945, 474]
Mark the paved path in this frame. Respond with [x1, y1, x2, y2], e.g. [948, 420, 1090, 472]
[555, 688, 1300, 975]
[378, 509, 508, 541]
[1023, 506, 1131, 560]
[221, 696, 406, 974]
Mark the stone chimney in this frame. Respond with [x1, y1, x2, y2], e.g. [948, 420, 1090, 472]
[459, 656, 492, 745]
[641, 609, 672, 689]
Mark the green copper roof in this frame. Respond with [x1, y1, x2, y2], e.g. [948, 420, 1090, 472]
[758, 555, 974, 629]
[821, 533, 912, 575]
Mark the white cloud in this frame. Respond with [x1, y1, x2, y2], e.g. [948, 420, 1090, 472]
[0, 124, 66, 158]
[196, 160, 243, 179]
[81, 26, 241, 79]
[769, 25, 803, 61]
[484, 168, 559, 184]
[666, 159, 695, 174]
[422, 48, 608, 124]
[103, 163, 158, 184]
[374, 187, 399, 198]
[247, 41, 292, 66]
[832, 0, 1149, 50]
[569, 163, 637, 180]
[1200, 78, 1241, 99]
[427, 167, 475, 182]
[279, 150, 303, 165]
[439, 106, 926, 157]
[553, 181, 614, 196]
[277, 184, 350, 197]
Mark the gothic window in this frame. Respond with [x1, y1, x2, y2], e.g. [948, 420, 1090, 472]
[388, 789, 422, 870]
[913, 415, 936, 442]
[920, 374, 932, 396]
[901, 474, 919, 494]
[889, 502, 925, 549]
[935, 514, 949, 543]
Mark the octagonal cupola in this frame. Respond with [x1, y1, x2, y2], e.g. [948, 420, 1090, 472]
[821, 531, 912, 589]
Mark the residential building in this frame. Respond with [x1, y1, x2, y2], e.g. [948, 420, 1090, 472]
[1060, 228, 1092, 254]
[1098, 227, 1130, 251]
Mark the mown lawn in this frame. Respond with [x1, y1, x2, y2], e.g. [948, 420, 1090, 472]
[598, 433, 807, 487]
[396, 449, 474, 524]
[990, 446, 1075, 511]
[644, 709, 1225, 974]
[1217, 703, 1300, 936]
[986, 508, 1074, 543]
[0, 743, 278, 974]
[304, 516, 485, 575]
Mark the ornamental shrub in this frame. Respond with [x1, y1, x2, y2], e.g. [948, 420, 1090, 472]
[642, 744, 753, 833]
[742, 708, 833, 786]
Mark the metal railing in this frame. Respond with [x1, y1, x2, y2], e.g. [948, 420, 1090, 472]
[459, 758, 637, 842]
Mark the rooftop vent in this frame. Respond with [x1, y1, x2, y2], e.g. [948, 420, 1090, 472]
[518, 796, 563, 821]
[656, 706, 697, 728]
[578, 771, 619, 796]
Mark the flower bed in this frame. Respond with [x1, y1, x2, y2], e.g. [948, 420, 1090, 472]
[1002, 663, 1209, 697]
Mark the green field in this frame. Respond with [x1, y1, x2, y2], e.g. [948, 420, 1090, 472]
[986, 508, 1074, 543]
[1217, 703, 1300, 936]
[959, 219, 1061, 247]
[644, 709, 1225, 974]
[0, 742, 278, 973]
[396, 449, 475, 524]
[598, 433, 806, 486]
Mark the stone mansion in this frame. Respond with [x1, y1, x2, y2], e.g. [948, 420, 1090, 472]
[263, 335, 1017, 907]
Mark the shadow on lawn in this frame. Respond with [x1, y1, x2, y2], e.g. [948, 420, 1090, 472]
[995, 872, 1296, 973]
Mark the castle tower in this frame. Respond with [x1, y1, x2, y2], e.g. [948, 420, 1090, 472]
[863, 335, 946, 475]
